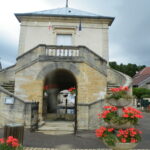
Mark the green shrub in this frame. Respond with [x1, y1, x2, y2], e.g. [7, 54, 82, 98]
[133, 88, 150, 99]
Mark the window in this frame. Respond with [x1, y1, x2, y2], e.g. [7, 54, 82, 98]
[56, 34, 72, 46]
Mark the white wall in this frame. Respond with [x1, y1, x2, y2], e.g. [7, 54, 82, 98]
[18, 18, 109, 61]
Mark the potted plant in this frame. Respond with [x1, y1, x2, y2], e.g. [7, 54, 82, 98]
[0, 136, 23, 150]
[96, 85, 143, 150]
[68, 87, 76, 95]
[106, 86, 132, 107]
[96, 126, 142, 149]
[98, 106, 143, 128]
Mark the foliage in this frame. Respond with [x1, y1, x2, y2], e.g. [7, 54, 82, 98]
[98, 106, 143, 125]
[122, 107, 143, 124]
[109, 61, 145, 77]
[95, 126, 142, 146]
[0, 136, 23, 150]
[68, 87, 76, 94]
[133, 88, 150, 99]
[95, 126, 116, 146]
[107, 86, 132, 100]
[117, 128, 142, 143]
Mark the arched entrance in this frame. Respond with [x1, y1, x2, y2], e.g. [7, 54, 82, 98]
[43, 69, 77, 122]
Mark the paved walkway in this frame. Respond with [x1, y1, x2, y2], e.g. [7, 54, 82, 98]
[24, 148, 149, 150]
[24, 148, 111, 150]
[0, 112, 150, 149]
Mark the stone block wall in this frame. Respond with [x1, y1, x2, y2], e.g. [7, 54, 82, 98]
[14, 61, 107, 130]
[0, 91, 32, 127]
[0, 65, 16, 84]
[88, 100, 105, 129]
[9, 44, 108, 130]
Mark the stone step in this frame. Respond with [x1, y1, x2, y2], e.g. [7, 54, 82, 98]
[107, 83, 120, 94]
[46, 113, 75, 121]
[38, 121, 74, 134]
[107, 84, 120, 88]
[1, 81, 15, 93]
[37, 130, 74, 135]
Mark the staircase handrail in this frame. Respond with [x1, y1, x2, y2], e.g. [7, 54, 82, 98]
[0, 86, 32, 104]
[108, 67, 132, 87]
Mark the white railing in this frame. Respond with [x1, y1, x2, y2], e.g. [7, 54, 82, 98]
[46, 48, 79, 57]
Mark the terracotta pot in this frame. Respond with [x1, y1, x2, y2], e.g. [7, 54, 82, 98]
[107, 98, 132, 107]
[103, 140, 138, 150]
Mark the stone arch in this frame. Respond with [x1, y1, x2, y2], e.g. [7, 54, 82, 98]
[36, 62, 79, 124]
[36, 62, 80, 80]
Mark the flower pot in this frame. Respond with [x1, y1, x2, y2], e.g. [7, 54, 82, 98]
[112, 142, 138, 150]
[103, 139, 138, 150]
[107, 98, 132, 107]
[106, 121, 133, 129]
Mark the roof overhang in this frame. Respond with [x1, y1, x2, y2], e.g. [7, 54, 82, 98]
[15, 13, 115, 26]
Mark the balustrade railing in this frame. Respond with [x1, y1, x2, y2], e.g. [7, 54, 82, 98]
[17, 45, 107, 75]
[46, 47, 79, 57]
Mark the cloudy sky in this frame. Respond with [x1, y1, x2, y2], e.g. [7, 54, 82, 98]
[0, 0, 150, 68]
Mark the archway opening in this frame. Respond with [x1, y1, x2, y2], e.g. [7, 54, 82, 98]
[43, 69, 77, 121]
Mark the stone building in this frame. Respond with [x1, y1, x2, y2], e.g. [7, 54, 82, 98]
[0, 6, 132, 133]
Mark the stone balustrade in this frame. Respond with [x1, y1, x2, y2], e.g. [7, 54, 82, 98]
[46, 47, 80, 57]
[16, 44, 107, 76]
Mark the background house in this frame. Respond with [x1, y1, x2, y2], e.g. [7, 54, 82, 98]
[133, 67, 150, 89]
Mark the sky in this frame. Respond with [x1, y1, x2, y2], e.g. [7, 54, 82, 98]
[0, 0, 150, 68]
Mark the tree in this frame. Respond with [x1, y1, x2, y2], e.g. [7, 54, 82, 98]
[109, 61, 145, 77]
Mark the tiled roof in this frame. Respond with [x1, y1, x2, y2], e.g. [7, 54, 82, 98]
[133, 67, 150, 86]
[15, 7, 114, 25]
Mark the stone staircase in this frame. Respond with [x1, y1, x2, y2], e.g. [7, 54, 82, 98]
[38, 121, 75, 135]
[107, 83, 120, 94]
[0, 81, 15, 93]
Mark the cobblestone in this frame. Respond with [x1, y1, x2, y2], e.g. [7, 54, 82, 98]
[24, 148, 112, 150]
[24, 148, 150, 150]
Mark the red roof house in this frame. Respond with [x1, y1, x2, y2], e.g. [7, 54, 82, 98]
[133, 67, 150, 89]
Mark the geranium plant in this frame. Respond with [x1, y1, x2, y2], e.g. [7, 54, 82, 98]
[96, 126, 116, 146]
[68, 87, 76, 95]
[122, 107, 143, 124]
[0, 136, 23, 150]
[96, 126, 142, 146]
[117, 128, 142, 143]
[98, 106, 143, 125]
[96, 85, 143, 149]
[107, 86, 132, 100]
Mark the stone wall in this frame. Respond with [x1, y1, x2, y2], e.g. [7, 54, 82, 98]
[18, 17, 109, 61]
[107, 67, 132, 87]
[0, 86, 33, 127]
[77, 99, 105, 130]
[14, 59, 107, 130]
[0, 65, 16, 83]
[88, 99, 105, 129]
